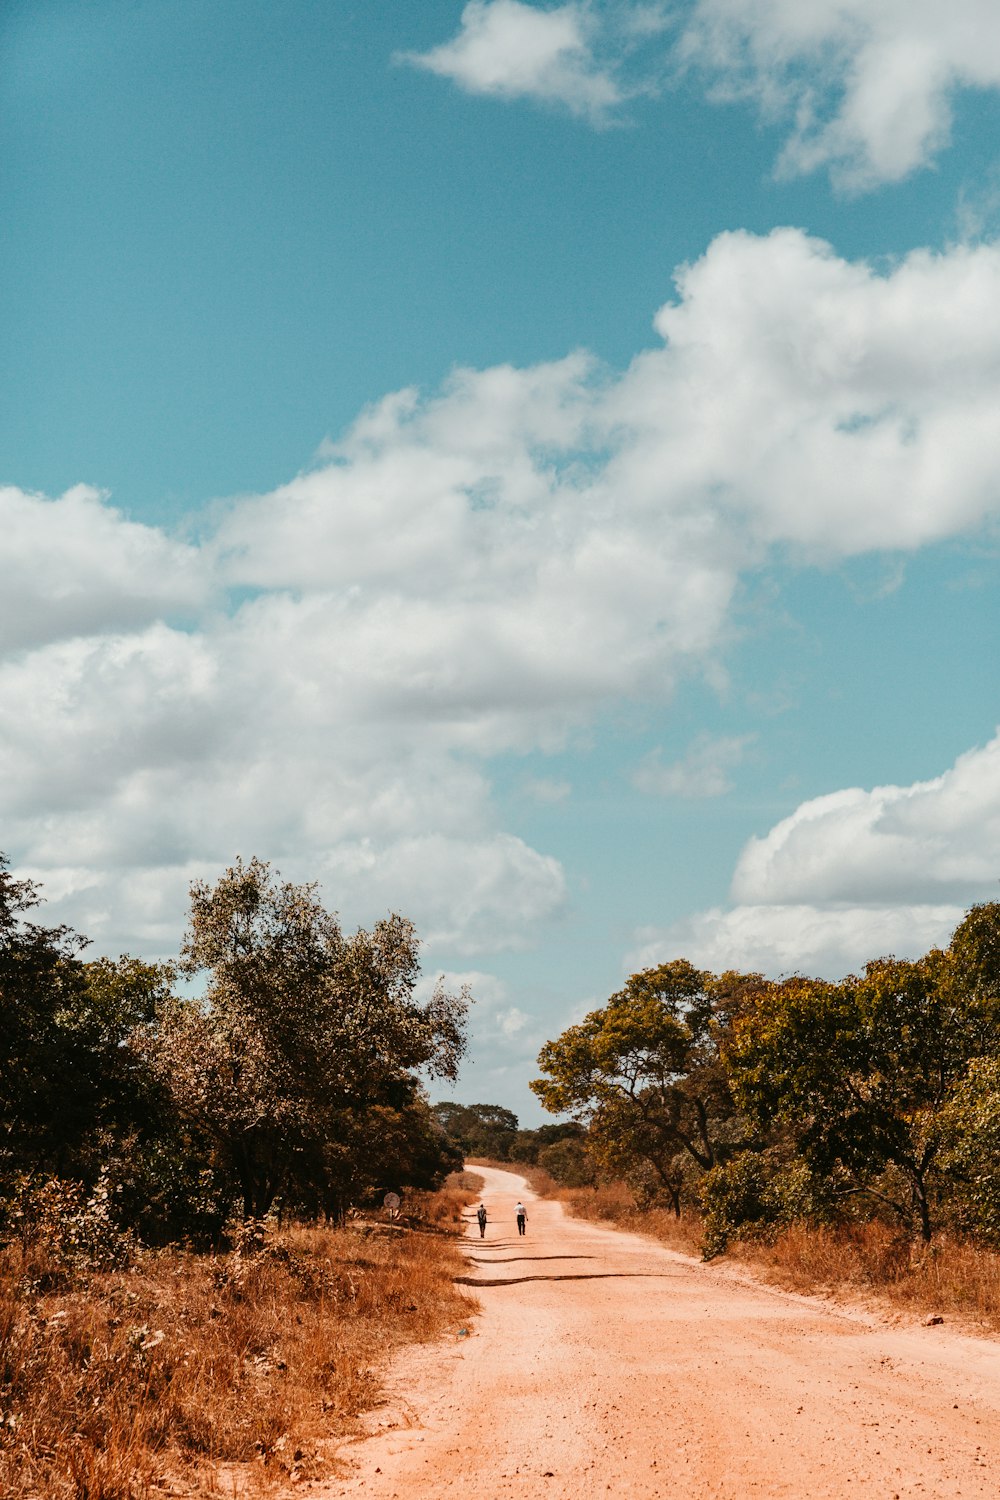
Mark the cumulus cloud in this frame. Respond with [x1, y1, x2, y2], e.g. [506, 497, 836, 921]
[400, 1, 621, 121]
[408, 2, 1000, 188]
[631, 902, 964, 982]
[632, 732, 752, 797]
[520, 776, 572, 803]
[733, 732, 1000, 908]
[423, 969, 552, 1118]
[319, 833, 566, 954]
[613, 230, 1000, 558]
[679, 0, 1000, 189]
[0, 484, 208, 654]
[7, 229, 1000, 964]
[633, 732, 1000, 979]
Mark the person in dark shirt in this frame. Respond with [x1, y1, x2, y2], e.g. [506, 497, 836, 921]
[476, 1202, 487, 1238]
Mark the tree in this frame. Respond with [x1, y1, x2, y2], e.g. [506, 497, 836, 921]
[723, 940, 1000, 1241]
[431, 1102, 519, 1160]
[0, 856, 91, 1183]
[0, 860, 182, 1194]
[537, 1136, 596, 1187]
[162, 857, 469, 1217]
[937, 1057, 1000, 1244]
[531, 961, 742, 1214]
[507, 1121, 584, 1165]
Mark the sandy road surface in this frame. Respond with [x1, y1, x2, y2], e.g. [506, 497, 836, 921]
[326, 1165, 1000, 1499]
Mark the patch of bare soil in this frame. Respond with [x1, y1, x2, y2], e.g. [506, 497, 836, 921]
[320, 1165, 1000, 1499]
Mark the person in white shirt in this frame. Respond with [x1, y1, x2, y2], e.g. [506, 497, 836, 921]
[515, 1201, 527, 1236]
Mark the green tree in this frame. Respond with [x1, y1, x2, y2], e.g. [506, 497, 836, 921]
[0, 856, 91, 1183]
[537, 1136, 596, 1187]
[162, 857, 469, 1217]
[431, 1102, 519, 1160]
[937, 1057, 1000, 1244]
[531, 961, 741, 1214]
[0, 862, 182, 1196]
[724, 940, 1000, 1241]
[507, 1121, 584, 1165]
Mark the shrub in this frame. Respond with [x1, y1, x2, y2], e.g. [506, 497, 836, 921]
[537, 1138, 597, 1188]
[2, 1175, 136, 1273]
[700, 1151, 828, 1258]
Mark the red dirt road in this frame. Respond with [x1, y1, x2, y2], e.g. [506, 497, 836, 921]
[327, 1165, 1000, 1498]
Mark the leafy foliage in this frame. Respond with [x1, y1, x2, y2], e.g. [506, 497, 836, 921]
[158, 857, 470, 1218]
[700, 1152, 831, 1258]
[531, 961, 747, 1214]
[938, 1057, 1000, 1245]
[536, 1136, 597, 1187]
[0, 850, 470, 1247]
[533, 904, 1000, 1252]
[724, 941, 1000, 1240]
[430, 1102, 520, 1160]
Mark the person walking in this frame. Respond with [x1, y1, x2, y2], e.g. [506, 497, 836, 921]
[515, 1201, 527, 1236]
[476, 1202, 488, 1238]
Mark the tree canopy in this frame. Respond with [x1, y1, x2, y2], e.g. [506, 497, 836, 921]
[532, 906, 1000, 1248]
[160, 856, 470, 1217]
[0, 851, 470, 1244]
[531, 961, 746, 1212]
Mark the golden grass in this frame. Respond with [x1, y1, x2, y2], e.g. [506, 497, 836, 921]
[733, 1221, 1000, 1332]
[0, 1179, 479, 1499]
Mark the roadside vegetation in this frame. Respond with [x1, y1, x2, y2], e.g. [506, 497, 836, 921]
[518, 1169, 1000, 1332]
[436, 901, 1000, 1331]
[0, 1178, 478, 1498]
[0, 851, 477, 1497]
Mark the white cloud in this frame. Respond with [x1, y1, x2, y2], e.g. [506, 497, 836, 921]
[423, 970, 551, 1119]
[619, 230, 1000, 557]
[680, 0, 1000, 189]
[631, 903, 963, 981]
[407, 2, 1000, 189]
[632, 732, 752, 797]
[733, 732, 1000, 908]
[319, 833, 567, 954]
[7, 229, 1000, 966]
[520, 776, 572, 803]
[0, 484, 208, 653]
[632, 732, 1000, 980]
[399, 1, 629, 122]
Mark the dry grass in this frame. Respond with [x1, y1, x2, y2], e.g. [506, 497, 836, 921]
[0, 1179, 479, 1499]
[731, 1221, 1000, 1332]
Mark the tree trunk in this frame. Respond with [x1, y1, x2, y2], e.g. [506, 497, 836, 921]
[912, 1173, 932, 1242]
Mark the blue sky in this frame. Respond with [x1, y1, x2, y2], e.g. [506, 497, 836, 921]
[3, 0, 1000, 1121]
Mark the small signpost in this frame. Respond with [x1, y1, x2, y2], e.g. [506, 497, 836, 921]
[383, 1191, 401, 1220]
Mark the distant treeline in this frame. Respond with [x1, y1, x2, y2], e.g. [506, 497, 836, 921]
[0, 853, 470, 1252]
[430, 1101, 592, 1183]
[525, 903, 1000, 1254]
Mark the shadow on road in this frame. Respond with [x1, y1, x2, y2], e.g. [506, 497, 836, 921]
[453, 1272, 679, 1287]
[468, 1255, 596, 1265]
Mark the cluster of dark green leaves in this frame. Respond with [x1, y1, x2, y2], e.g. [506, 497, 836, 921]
[531, 907, 1000, 1251]
[0, 852, 469, 1250]
[530, 962, 757, 1216]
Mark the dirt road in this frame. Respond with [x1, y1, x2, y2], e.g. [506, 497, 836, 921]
[327, 1165, 1000, 1498]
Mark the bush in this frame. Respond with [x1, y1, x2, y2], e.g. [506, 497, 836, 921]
[938, 1057, 1000, 1246]
[2, 1176, 136, 1274]
[537, 1138, 597, 1188]
[700, 1151, 827, 1258]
